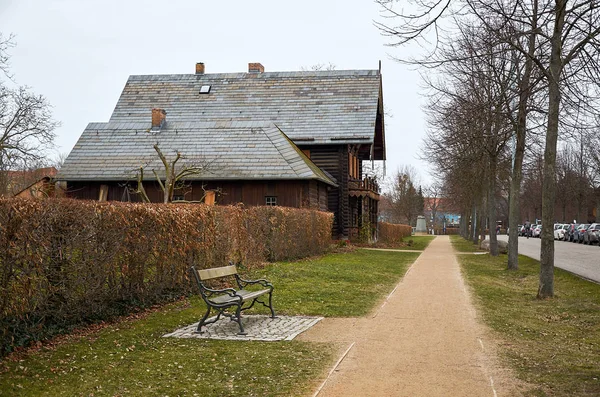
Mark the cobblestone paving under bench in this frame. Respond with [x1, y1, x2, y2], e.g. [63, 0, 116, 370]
[163, 315, 323, 341]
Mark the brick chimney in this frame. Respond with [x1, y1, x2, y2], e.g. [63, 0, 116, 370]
[248, 62, 264, 73]
[151, 108, 167, 128]
[195, 62, 205, 74]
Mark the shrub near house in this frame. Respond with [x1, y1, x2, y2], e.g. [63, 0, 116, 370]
[0, 198, 332, 356]
[378, 222, 412, 244]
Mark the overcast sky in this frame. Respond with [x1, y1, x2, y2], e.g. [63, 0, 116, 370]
[1, 0, 431, 186]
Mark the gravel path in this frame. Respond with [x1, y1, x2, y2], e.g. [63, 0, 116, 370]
[299, 236, 522, 396]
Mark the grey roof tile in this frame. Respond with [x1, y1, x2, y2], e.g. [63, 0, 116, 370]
[59, 122, 336, 186]
[108, 70, 381, 144]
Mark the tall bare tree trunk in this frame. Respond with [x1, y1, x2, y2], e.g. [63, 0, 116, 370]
[508, 0, 537, 270]
[488, 157, 499, 256]
[471, 205, 478, 244]
[508, 131, 526, 267]
[479, 199, 487, 243]
[460, 210, 468, 238]
[539, 0, 566, 299]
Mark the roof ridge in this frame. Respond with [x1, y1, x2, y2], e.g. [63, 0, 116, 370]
[261, 124, 308, 178]
[268, 124, 337, 187]
[127, 69, 379, 80]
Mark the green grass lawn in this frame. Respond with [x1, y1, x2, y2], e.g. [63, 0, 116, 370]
[402, 235, 436, 251]
[459, 254, 600, 396]
[450, 235, 484, 252]
[245, 249, 420, 317]
[0, 249, 419, 396]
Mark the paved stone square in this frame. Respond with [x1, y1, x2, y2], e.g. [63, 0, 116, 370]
[163, 315, 323, 341]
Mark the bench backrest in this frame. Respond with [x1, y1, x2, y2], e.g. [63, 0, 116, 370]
[195, 265, 238, 281]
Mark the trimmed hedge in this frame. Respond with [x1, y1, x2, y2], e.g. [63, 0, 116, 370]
[378, 222, 412, 244]
[433, 227, 460, 235]
[0, 199, 332, 355]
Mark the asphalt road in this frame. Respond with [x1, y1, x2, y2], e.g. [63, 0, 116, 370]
[497, 235, 600, 283]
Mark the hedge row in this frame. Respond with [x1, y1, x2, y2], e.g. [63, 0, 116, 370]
[378, 222, 412, 244]
[432, 227, 460, 235]
[0, 199, 333, 355]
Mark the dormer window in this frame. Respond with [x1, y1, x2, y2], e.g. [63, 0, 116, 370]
[199, 85, 211, 94]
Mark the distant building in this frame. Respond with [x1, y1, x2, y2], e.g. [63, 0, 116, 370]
[2, 167, 57, 198]
[424, 197, 461, 228]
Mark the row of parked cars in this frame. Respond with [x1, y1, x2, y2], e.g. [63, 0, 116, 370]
[553, 223, 600, 244]
[517, 223, 600, 244]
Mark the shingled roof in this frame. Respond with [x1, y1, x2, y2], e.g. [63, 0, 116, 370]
[58, 121, 337, 186]
[108, 69, 385, 159]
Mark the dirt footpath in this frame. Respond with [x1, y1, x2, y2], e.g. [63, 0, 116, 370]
[298, 236, 523, 397]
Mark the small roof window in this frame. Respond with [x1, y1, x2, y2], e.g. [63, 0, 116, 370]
[199, 85, 211, 94]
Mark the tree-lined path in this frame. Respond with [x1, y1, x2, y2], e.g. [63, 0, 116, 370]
[300, 236, 520, 396]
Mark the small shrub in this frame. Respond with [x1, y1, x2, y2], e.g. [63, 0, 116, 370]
[378, 222, 412, 244]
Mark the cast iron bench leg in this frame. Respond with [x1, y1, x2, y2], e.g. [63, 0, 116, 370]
[235, 304, 247, 335]
[196, 306, 211, 333]
[268, 293, 276, 318]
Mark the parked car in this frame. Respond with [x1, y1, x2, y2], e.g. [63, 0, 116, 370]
[573, 224, 590, 243]
[583, 223, 600, 245]
[554, 224, 568, 240]
[565, 223, 580, 241]
[532, 224, 542, 238]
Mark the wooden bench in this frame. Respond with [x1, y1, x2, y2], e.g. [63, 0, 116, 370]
[190, 264, 276, 335]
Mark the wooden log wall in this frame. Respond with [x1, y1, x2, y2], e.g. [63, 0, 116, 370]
[66, 180, 330, 211]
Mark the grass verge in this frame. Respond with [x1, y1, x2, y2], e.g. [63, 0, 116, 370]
[0, 249, 419, 396]
[459, 253, 600, 396]
[402, 235, 435, 251]
[450, 235, 484, 252]
[353, 235, 435, 251]
[245, 249, 420, 317]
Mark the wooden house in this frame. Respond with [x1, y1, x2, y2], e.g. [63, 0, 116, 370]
[58, 63, 386, 239]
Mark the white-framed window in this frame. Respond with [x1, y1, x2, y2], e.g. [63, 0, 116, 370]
[265, 196, 277, 206]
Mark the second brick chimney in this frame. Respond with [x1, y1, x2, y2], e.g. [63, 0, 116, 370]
[248, 62, 264, 73]
[195, 62, 205, 74]
[151, 108, 167, 128]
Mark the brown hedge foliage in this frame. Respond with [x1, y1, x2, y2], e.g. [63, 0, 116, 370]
[433, 227, 460, 235]
[0, 199, 332, 355]
[378, 222, 412, 244]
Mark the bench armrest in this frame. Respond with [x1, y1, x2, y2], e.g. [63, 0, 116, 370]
[202, 286, 240, 299]
[203, 285, 237, 294]
[235, 275, 273, 289]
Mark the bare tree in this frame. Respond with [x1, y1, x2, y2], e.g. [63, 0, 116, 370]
[423, 181, 445, 229]
[133, 143, 212, 203]
[0, 33, 14, 78]
[385, 165, 423, 225]
[300, 63, 337, 71]
[0, 33, 58, 194]
[0, 86, 58, 168]
[377, 0, 600, 297]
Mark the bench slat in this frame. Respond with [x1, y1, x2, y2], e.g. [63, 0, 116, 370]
[197, 265, 238, 280]
[210, 289, 270, 305]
